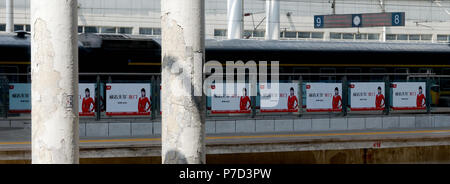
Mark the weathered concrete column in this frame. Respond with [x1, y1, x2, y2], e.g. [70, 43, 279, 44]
[161, 0, 206, 164]
[31, 0, 79, 164]
[227, 0, 243, 39]
[6, 0, 14, 33]
[265, 0, 280, 40]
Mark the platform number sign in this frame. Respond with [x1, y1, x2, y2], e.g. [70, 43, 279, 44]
[314, 15, 324, 28]
[391, 12, 404, 26]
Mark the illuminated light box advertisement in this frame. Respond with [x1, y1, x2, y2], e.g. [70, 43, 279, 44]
[79, 84, 96, 117]
[392, 82, 426, 110]
[8, 83, 31, 113]
[106, 83, 151, 116]
[306, 83, 343, 112]
[349, 82, 385, 111]
[211, 83, 253, 114]
[260, 83, 299, 113]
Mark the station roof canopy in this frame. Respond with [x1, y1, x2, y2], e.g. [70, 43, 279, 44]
[1, 33, 450, 53]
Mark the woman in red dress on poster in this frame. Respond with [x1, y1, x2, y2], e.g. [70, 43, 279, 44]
[240, 88, 251, 111]
[138, 88, 151, 113]
[375, 86, 385, 110]
[416, 86, 426, 108]
[82, 88, 95, 113]
[332, 87, 342, 111]
[287, 87, 298, 111]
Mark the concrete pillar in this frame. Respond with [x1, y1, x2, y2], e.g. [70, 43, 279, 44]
[227, 0, 243, 39]
[381, 27, 386, 42]
[161, 0, 206, 164]
[31, 0, 79, 164]
[265, 0, 280, 40]
[6, 0, 14, 33]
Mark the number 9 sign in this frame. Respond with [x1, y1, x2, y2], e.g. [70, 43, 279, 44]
[314, 16, 324, 28]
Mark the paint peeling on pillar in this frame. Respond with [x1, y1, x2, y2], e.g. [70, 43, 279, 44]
[161, 0, 206, 164]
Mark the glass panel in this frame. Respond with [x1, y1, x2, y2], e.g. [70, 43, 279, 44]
[78, 26, 83, 33]
[420, 34, 432, 41]
[397, 34, 408, 40]
[284, 31, 297, 38]
[330, 33, 342, 39]
[253, 30, 265, 37]
[139, 28, 152, 35]
[244, 30, 252, 38]
[100, 27, 116, 34]
[437, 35, 448, 41]
[298, 32, 311, 38]
[152, 28, 161, 35]
[342, 33, 354, 39]
[368, 33, 379, 40]
[355, 33, 367, 40]
[386, 34, 396, 40]
[118, 27, 132, 34]
[214, 29, 227, 36]
[0, 24, 5, 31]
[409, 34, 420, 40]
[311, 32, 324, 39]
[25, 25, 31, 32]
[14, 25, 24, 31]
[85, 26, 98, 33]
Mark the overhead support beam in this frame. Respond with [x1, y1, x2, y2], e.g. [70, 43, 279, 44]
[265, 0, 280, 40]
[6, 0, 14, 33]
[31, 0, 80, 164]
[227, 0, 244, 39]
[161, 0, 206, 164]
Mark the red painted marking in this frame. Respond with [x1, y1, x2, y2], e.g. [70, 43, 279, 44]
[106, 112, 151, 116]
[260, 109, 299, 113]
[350, 107, 385, 111]
[211, 110, 251, 114]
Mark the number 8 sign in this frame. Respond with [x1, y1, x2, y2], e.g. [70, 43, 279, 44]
[391, 12, 404, 26]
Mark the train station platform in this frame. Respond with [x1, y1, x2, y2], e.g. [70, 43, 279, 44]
[1, 127, 450, 163]
[2, 114, 450, 137]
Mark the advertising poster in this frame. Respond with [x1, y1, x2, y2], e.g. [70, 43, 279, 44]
[106, 83, 152, 116]
[79, 84, 96, 116]
[211, 83, 253, 114]
[392, 82, 426, 110]
[350, 82, 385, 111]
[306, 83, 342, 112]
[8, 83, 31, 113]
[260, 83, 299, 113]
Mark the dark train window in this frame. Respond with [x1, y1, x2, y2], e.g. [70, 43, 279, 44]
[0, 24, 5, 31]
[101, 27, 116, 34]
[85, 26, 98, 33]
[118, 27, 132, 34]
[214, 29, 227, 37]
[14, 25, 24, 31]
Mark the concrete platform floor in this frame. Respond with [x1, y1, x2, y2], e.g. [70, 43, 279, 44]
[1, 127, 450, 163]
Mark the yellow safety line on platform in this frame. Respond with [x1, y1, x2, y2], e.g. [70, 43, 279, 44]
[0, 61, 31, 65]
[1, 129, 450, 146]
